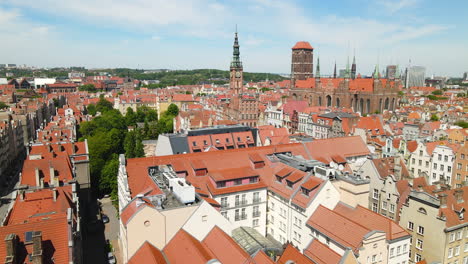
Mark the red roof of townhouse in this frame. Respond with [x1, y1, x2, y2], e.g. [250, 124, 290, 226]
[163, 229, 216, 263]
[307, 205, 371, 252]
[129, 241, 167, 264]
[172, 94, 194, 102]
[292, 41, 313, 50]
[7, 186, 74, 225]
[277, 243, 314, 264]
[0, 216, 71, 264]
[251, 250, 275, 264]
[20, 156, 74, 187]
[304, 239, 342, 264]
[354, 116, 385, 136]
[202, 226, 251, 264]
[334, 203, 410, 241]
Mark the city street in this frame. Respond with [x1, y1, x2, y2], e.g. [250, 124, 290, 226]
[101, 197, 120, 263]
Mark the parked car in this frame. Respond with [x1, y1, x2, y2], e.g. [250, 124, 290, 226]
[102, 214, 110, 224]
[108, 252, 116, 264]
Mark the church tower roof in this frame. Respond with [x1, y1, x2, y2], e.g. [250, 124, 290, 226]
[292, 41, 313, 50]
[230, 29, 243, 69]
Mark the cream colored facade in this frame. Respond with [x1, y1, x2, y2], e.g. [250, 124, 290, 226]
[332, 175, 370, 208]
[120, 200, 233, 263]
[399, 191, 450, 263]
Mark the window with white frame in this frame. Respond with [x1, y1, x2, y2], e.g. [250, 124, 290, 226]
[372, 203, 378, 212]
[448, 247, 453, 258]
[390, 204, 395, 213]
[418, 226, 424, 235]
[451, 233, 456, 242]
[373, 189, 379, 199]
[403, 244, 407, 253]
[455, 245, 460, 256]
[397, 246, 401, 255]
[415, 254, 422, 262]
[408, 221, 414, 230]
[390, 248, 394, 257]
[457, 231, 462, 240]
[382, 201, 388, 210]
[416, 239, 423, 250]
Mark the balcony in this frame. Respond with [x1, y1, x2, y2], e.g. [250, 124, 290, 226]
[253, 211, 261, 218]
[235, 200, 248, 207]
[235, 214, 248, 221]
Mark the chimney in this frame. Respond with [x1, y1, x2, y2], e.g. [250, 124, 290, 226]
[4, 234, 17, 264]
[19, 191, 24, 201]
[47, 143, 52, 153]
[35, 168, 40, 187]
[439, 193, 448, 208]
[455, 189, 464, 203]
[52, 189, 57, 202]
[49, 167, 56, 186]
[31, 231, 43, 264]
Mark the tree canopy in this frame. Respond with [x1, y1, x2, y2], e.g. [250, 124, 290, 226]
[0, 102, 8, 109]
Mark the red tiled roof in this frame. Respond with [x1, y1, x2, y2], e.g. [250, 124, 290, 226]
[120, 197, 155, 226]
[129, 241, 167, 264]
[304, 239, 341, 264]
[277, 244, 314, 264]
[0, 216, 71, 263]
[251, 250, 275, 264]
[202, 226, 250, 264]
[292, 41, 313, 50]
[163, 229, 216, 263]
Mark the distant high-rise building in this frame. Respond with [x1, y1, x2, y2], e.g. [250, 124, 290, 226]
[463, 72, 468, 81]
[333, 61, 337, 78]
[291, 41, 313, 87]
[386, 65, 397, 80]
[338, 69, 346, 78]
[405, 66, 426, 88]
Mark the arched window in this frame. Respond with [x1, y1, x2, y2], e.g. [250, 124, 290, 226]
[326, 95, 332, 107]
[336, 97, 341, 108]
[418, 207, 427, 214]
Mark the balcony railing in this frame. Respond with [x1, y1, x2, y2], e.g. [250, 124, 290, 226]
[235, 214, 248, 221]
[235, 200, 248, 207]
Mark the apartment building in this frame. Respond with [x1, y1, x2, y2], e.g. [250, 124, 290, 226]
[453, 143, 468, 188]
[399, 186, 468, 263]
[430, 144, 458, 185]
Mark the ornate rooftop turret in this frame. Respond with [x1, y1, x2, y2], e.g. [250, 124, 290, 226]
[230, 29, 242, 70]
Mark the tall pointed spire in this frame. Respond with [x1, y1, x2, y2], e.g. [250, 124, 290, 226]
[230, 27, 242, 69]
[333, 61, 337, 78]
[351, 49, 356, 80]
[315, 57, 320, 78]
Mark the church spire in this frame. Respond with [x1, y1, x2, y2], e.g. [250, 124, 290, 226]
[351, 50, 356, 80]
[333, 61, 337, 78]
[315, 57, 320, 78]
[230, 27, 242, 69]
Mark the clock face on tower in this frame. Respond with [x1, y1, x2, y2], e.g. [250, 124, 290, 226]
[236, 71, 241, 78]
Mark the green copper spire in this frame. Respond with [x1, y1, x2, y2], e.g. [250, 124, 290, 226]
[230, 29, 242, 69]
[373, 64, 380, 79]
[315, 57, 320, 78]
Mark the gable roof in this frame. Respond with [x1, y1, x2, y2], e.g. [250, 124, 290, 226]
[202, 226, 250, 264]
[163, 229, 217, 263]
[128, 241, 167, 264]
[277, 244, 314, 264]
[304, 239, 341, 264]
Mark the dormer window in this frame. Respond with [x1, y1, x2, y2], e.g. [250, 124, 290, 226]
[192, 142, 196, 146]
[276, 176, 282, 182]
[286, 180, 294, 188]
[216, 139, 220, 144]
[203, 140, 207, 145]
[238, 137, 241, 142]
[301, 187, 310, 196]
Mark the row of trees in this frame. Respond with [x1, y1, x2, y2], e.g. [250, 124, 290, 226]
[79, 96, 179, 201]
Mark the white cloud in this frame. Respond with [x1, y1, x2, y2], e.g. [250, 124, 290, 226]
[379, 0, 420, 13]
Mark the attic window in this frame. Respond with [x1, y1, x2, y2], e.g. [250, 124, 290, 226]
[226, 138, 229, 143]
[418, 207, 427, 215]
[276, 176, 282, 183]
[216, 139, 220, 144]
[237, 137, 241, 142]
[204, 140, 207, 145]
[301, 187, 310, 196]
[192, 141, 196, 146]
[286, 180, 294, 188]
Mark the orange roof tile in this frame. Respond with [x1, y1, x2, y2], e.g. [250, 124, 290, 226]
[277, 244, 314, 264]
[163, 229, 216, 263]
[304, 239, 341, 264]
[128, 241, 167, 264]
[202, 226, 250, 264]
[292, 41, 313, 50]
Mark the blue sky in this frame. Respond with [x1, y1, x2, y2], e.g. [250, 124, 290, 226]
[0, 0, 467, 77]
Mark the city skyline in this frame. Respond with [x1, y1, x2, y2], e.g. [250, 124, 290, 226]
[0, 0, 467, 77]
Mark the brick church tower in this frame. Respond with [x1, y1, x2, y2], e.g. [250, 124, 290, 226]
[291, 41, 314, 87]
[230, 30, 243, 94]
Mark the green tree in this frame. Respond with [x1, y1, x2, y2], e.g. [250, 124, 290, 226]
[86, 104, 97, 116]
[79, 84, 97, 92]
[457, 93, 466, 98]
[167, 103, 179, 117]
[430, 114, 439, 121]
[96, 95, 114, 113]
[125, 107, 137, 127]
[134, 134, 145, 158]
[0, 102, 8, 109]
[99, 155, 119, 194]
[455, 121, 468, 128]
[432, 90, 443, 95]
[124, 131, 136, 158]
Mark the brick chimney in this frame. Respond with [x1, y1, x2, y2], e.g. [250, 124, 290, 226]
[4, 234, 17, 264]
[439, 193, 448, 208]
[52, 188, 57, 202]
[455, 189, 464, 203]
[31, 231, 43, 264]
[49, 167, 56, 186]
